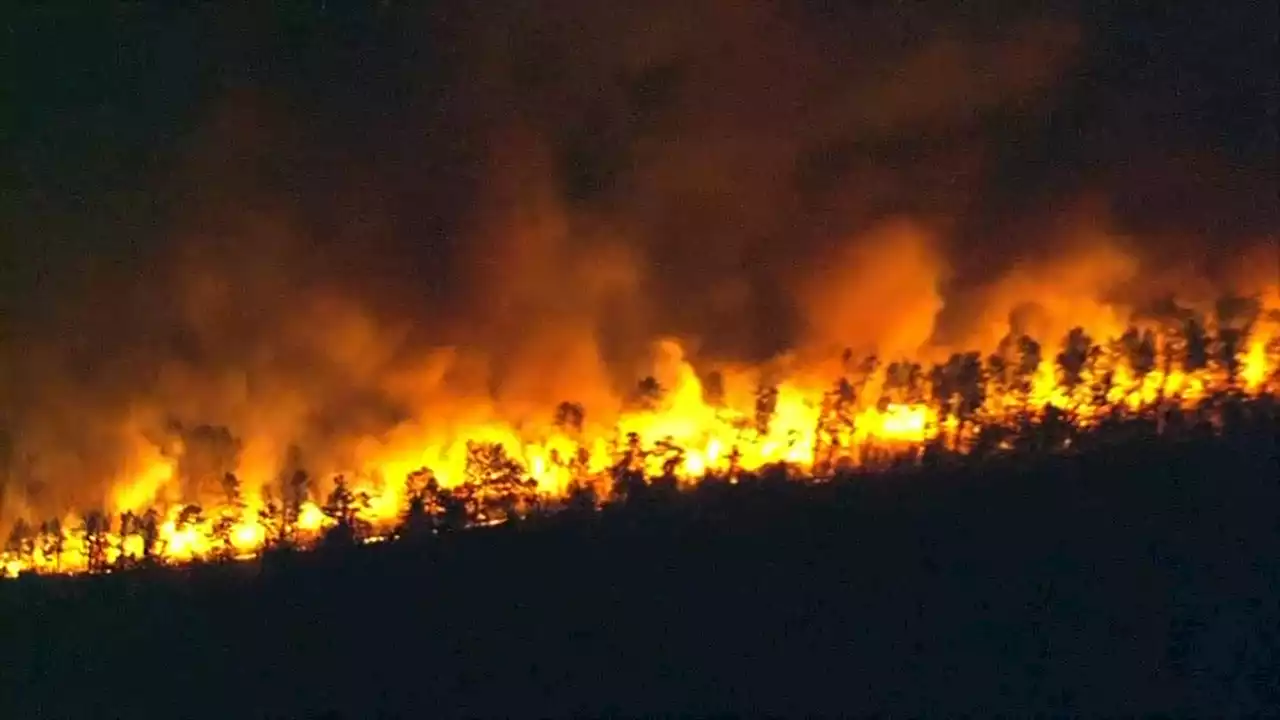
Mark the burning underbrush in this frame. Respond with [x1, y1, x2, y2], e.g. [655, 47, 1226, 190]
[2, 293, 1278, 578]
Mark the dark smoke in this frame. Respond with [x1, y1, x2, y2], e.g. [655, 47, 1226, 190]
[1, 0, 1275, 517]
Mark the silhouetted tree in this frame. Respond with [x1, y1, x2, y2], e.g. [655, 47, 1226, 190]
[400, 467, 438, 539]
[884, 361, 909, 404]
[634, 376, 664, 410]
[611, 432, 648, 502]
[1183, 318, 1209, 372]
[754, 383, 779, 436]
[1215, 295, 1260, 385]
[929, 363, 953, 412]
[118, 510, 137, 538]
[465, 442, 537, 524]
[258, 497, 286, 548]
[401, 491, 430, 539]
[221, 471, 244, 507]
[177, 504, 203, 530]
[564, 477, 599, 517]
[82, 510, 110, 573]
[554, 401, 585, 434]
[212, 472, 246, 560]
[1057, 328, 1093, 400]
[321, 475, 372, 546]
[886, 361, 926, 406]
[651, 439, 683, 496]
[322, 475, 355, 526]
[726, 444, 744, 483]
[1089, 351, 1117, 411]
[936, 352, 986, 450]
[815, 376, 858, 473]
[39, 518, 63, 571]
[1119, 327, 1158, 379]
[140, 508, 161, 563]
[990, 333, 1040, 416]
[282, 469, 309, 542]
[115, 510, 140, 568]
[437, 485, 474, 532]
[1266, 313, 1280, 389]
[565, 446, 592, 483]
[210, 513, 238, 561]
[5, 518, 35, 566]
[987, 332, 1021, 405]
[1007, 335, 1042, 434]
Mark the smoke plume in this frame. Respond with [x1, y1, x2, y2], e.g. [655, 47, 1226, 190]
[2, 0, 1275, 519]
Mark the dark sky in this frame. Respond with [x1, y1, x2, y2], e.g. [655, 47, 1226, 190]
[0, 0, 1277, 512]
[4, 1, 1275, 327]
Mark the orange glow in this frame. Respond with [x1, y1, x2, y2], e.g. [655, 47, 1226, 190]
[2, 290, 1278, 578]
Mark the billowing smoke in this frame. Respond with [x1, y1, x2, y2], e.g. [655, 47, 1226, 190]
[2, 0, 1275, 519]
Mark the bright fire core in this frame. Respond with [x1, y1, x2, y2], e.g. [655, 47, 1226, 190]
[3, 301, 1279, 578]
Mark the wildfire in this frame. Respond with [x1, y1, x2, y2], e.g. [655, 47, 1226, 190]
[3, 298, 1279, 578]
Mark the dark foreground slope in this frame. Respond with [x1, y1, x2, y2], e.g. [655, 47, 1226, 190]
[3, 427, 1277, 718]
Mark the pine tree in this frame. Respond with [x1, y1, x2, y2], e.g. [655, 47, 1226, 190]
[754, 383, 779, 437]
[140, 508, 161, 564]
[322, 475, 371, 546]
[1057, 327, 1093, 409]
[5, 519, 34, 567]
[39, 518, 64, 571]
[82, 511, 111, 573]
[400, 467, 437, 539]
[611, 431, 648, 503]
[554, 401, 585, 434]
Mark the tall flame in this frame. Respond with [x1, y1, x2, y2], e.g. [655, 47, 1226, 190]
[3, 292, 1278, 578]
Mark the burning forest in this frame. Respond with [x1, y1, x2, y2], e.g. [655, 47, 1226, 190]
[4, 3, 1280, 716]
[2, 1, 1277, 581]
[3, 295, 1278, 577]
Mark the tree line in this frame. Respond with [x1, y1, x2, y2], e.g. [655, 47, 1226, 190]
[3, 298, 1279, 576]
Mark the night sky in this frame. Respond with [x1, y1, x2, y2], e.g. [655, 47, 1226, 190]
[5, 2, 1275, 322]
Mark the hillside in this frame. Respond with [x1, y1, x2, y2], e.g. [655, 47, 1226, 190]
[3, 418, 1276, 717]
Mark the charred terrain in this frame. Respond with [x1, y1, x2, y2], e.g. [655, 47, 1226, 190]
[3, 404, 1279, 717]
